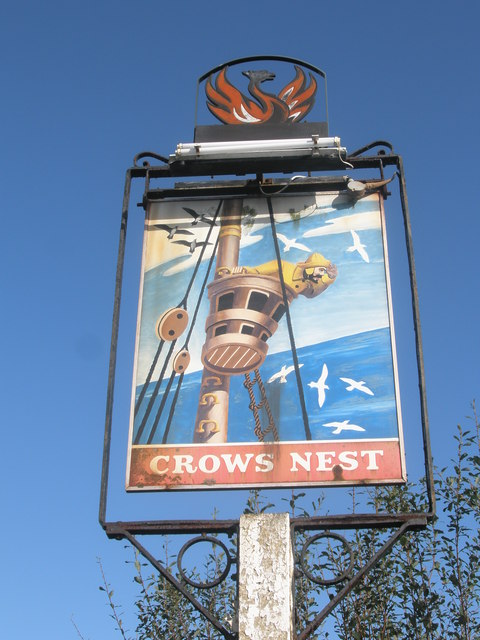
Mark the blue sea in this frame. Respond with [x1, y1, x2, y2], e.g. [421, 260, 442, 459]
[133, 327, 400, 445]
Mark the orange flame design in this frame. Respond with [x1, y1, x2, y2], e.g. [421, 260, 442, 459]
[205, 65, 317, 125]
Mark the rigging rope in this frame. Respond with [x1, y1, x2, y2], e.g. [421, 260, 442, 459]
[161, 372, 185, 445]
[138, 200, 223, 445]
[157, 217, 222, 444]
[134, 200, 222, 416]
[266, 196, 312, 440]
[134, 340, 177, 444]
[134, 339, 164, 416]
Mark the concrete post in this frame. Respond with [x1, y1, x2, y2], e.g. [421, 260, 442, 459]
[238, 513, 294, 640]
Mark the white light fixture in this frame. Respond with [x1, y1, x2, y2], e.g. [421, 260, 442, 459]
[170, 136, 346, 162]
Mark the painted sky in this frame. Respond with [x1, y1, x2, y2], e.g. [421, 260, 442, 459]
[2, 1, 479, 638]
[135, 193, 389, 378]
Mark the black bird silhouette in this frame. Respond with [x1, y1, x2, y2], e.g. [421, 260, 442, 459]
[183, 207, 216, 226]
[173, 239, 213, 254]
[154, 223, 194, 240]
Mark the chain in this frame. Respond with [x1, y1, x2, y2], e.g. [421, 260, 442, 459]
[243, 369, 279, 442]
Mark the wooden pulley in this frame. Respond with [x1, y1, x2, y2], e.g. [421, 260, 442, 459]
[173, 348, 190, 373]
[156, 307, 189, 341]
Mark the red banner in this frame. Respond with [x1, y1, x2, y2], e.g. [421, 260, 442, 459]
[128, 440, 404, 490]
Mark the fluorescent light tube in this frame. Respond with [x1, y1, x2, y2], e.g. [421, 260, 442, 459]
[170, 136, 345, 162]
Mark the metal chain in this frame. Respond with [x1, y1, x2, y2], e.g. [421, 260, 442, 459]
[243, 369, 279, 441]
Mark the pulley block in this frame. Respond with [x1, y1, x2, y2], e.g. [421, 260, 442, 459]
[172, 348, 191, 373]
[156, 307, 189, 341]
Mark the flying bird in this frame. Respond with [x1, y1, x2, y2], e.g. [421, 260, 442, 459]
[267, 363, 303, 384]
[340, 377, 374, 396]
[323, 420, 366, 435]
[242, 212, 256, 227]
[308, 363, 329, 408]
[347, 230, 369, 263]
[276, 232, 310, 253]
[173, 239, 212, 254]
[183, 207, 216, 226]
[154, 224, 194, 240]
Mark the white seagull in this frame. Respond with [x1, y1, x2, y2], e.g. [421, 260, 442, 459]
[323, 420, 366, 435]
[347, 229, 369, 263]
[276, 233, 311, 253]
[308, 363, 329, 408]
[267, 363, 303, 384]
[340, 377, 374, 396]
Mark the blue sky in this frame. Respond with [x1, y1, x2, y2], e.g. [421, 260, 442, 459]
[1, 1, 479, 638]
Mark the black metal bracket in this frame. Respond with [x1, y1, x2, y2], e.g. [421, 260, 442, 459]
[100, 141, 435, 639]
[106, 521, 238, 639]
[291, 514, 428, 639]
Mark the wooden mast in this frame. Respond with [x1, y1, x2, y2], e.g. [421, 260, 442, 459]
[193, 199, 243, 444]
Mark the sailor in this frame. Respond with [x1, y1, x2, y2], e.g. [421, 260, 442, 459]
[234, 252, 337, 299]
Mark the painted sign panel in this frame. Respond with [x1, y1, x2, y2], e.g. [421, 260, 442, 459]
[126, 190, 406, 490]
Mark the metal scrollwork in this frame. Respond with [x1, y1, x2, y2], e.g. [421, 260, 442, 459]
[177, 536, 234, 589]
[299, 531, 354, 586]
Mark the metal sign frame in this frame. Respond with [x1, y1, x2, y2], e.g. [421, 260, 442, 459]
[99, 53, 433, 640]
[100, 141, 434, 639]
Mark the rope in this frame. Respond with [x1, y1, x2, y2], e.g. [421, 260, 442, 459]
[266, 196, 312, 440]
[133, 340, 177, 444]
[134, 200, 223, 439]
[146, 369, 177, 444]
[135, 200, 222, 413]
[161, 372, 185, 444]
[179, 199, 223, 309]
[134, 339, 164, 416]
[244, 369, 279, 442]
[156, 222, 223, 444]
[183, 217, 222, 349]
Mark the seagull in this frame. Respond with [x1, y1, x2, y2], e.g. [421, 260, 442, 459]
[323, 420, 366, 435]
[267, 363, 303, 384]
[183, 207, 216, 226]
[340, 377, 374, 396]
[154, 223, 194, 240]
[347, 230, 369, 263]
[242, 211, 256, 226]
[276, 233, 311, 253]
[172, 239, 212, 254]
[308, 363, 329, 408]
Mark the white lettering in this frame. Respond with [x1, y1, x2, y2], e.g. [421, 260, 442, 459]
[315, 451, 336, 471]
[173, 454, 197, 474]
[361, 450, 384, 470]
[149, 455, 170, 475]
[290, 452, 312, 472]
[198, 454, 221, 474]
[255, 453, 274, 473]
[338, 450, 359, 470]
[220, 453, 254, 473]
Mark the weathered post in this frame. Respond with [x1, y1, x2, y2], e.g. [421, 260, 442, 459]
[238, 513, 294, 640]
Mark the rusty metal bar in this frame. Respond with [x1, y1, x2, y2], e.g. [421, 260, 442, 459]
[99, 168, 132, 527]
[105, 519, 239, 538]
[397, 155, 435, 515]
[291, 512, 428, 531]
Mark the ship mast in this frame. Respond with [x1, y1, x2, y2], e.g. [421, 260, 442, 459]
[193, 199, 243, 443]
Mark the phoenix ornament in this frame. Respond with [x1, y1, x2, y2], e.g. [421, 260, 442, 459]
[205, 65, 317, 125]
